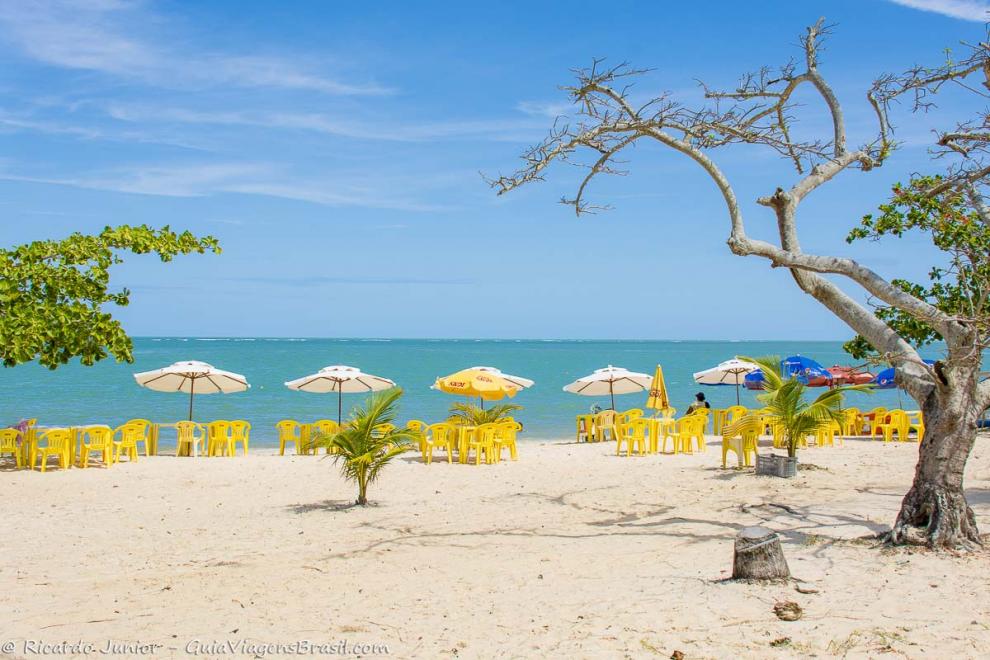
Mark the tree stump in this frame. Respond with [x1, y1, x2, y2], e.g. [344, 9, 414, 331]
[732, 526, 790, 580]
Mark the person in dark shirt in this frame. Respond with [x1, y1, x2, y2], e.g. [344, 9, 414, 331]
[687, 392, 710, 414]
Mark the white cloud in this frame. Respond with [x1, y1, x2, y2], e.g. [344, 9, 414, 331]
[0, 162, 450, 211]
[516, 100, 573, 118]
[887, 0, 990, 21]
[0, 1, 390, 95]
[103, 103, 547, 142]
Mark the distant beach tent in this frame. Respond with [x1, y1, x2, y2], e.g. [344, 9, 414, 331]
[285, 365, 396, 424]
[133, 360, 250, 420]
[744, 355, 832, 390]
[432, 367, 529, 405]
[693, 358, 760, 405]
[563, 365, 653, 410]
[645, 364, 670, 414]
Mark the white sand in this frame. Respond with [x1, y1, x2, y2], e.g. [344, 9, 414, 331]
[2, 436, 989, 659]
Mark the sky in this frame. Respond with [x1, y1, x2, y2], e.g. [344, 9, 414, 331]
[0, 0, 987, 340]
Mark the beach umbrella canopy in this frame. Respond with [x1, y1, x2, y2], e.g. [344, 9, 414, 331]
[285, 365, 396, 423]
[874, 359, 937, 390]
[468, 366, 535, 389]
[133, 360, 250, 420]
[693, 358, 759, 405]
[433, 367, 524, 403]
[745, 355, 833, 390]
[645, 364, 670, 414]
[563, 365, 652, 410]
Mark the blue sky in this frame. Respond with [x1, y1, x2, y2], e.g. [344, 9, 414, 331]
[0, 0, 986, 339]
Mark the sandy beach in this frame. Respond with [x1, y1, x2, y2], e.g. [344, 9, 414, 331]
[3, 436, 989, 659]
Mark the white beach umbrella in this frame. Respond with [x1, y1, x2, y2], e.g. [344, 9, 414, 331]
[133, 360, 250, 420]
[284, 365, 396, 424]
[563, 365, 652, 410]
[692, 358, 759, 405]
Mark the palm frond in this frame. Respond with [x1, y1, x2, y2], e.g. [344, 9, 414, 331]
[313, 387, 412, 505]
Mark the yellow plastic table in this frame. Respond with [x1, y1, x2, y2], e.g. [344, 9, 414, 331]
[642, 417, 676, 454]
[575, 414, 595, 442]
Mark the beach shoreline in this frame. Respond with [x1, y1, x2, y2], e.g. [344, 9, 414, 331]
[3, 436, 989, 658]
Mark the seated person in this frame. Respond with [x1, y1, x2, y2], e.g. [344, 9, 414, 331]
[686, 392, 710, 414]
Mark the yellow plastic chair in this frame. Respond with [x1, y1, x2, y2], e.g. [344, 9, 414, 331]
[34, 429, 72, 471]
[174, 421, 203, 457]
[466, 423, 497, 465]
[593, 410, 616, 442]
[866, 407, 889, 437]
[663, 415, 706, 454]
[874, 410, 908, 442]
[404, 420, 428, 457]
[688, 407, 712, 433]
[0, 428, 24, 468]
[723, 406, 749, 425]
[206, 420, 233, 456]
[907, 411, 925, 442]
[615, 419, 648, 457]
[276, 419, 301, 456]
[424, 423, 456, 464]
[617, 408, 644, 425]
[815, 421, 842, 447]
[112, 422, 145, 463]
[721, 415, 760, 467]
[229, 420, 250, 455]
[124, 419, 152, 456]
[493, 420, 520, 462]
[78, 426, 113, 468]
[840, 408, 862, 436]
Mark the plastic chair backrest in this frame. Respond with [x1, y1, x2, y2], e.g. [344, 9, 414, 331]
[724, 406, 748, 423]
[116, 422, 145, 443]
[207, 420, 231, 438]
[175, 421, 199, 442]
[40, 428, 72, 448]
[0, 428, 20, 450]
[230, 420, 251, 437]
[84, 426, 113, 446]
[276, 420, 300, 435]
[428, 423, 453, 443]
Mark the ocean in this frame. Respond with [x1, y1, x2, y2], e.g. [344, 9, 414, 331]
[1, 338, 925, 444]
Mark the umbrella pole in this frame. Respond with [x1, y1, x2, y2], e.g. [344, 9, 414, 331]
[610, 382, 615, 411]
[338, 390, 342, 425]
[735, 375, 741, 406]
[188, 379, 195, 421]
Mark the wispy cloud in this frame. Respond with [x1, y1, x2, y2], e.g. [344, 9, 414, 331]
[219, 275, 477, 286]
[516, 100, 573, 118]
[103, 103, 547, 142]
[0, 1, 390, 95]
[886, 0, 990, 21]
[0, 162, 452, 211]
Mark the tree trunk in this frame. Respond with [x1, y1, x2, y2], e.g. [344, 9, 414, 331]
[732, 526, 790, 580]
[890, 386, 982, 549]
[357, 474, 368, 506]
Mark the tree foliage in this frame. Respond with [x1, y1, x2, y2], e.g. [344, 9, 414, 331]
[744, 355, 867, 458]
[447, 401, 522, 426]
[843, 176, 990, 361]
[317, 388, 417, 506]
[0, 225, 220, 369]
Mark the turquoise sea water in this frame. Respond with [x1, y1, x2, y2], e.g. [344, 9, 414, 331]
[1, 338, 926, 444]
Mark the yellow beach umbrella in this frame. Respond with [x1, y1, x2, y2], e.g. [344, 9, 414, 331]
[433, 368, 522, 402]
[646, 364, 670, 415]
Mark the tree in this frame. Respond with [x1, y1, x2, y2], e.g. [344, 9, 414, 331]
[1, 225, 220, 369]
[318, 388, 416, 506]
[490, 20, 990, 548]
[448, 401, 522, 426]
[744, 355, 862, 459]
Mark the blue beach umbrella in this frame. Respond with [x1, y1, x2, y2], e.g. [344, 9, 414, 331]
[874, 359, 936, 389]
[744, 355, 831, 390]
